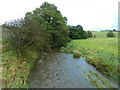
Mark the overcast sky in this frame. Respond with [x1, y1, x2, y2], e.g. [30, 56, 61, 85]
[0, 0, 119, 30]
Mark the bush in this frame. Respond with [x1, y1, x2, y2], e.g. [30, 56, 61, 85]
[106, 31, 115, 37]
[3, 18, 50, 60]
[87, 31, 93, 38]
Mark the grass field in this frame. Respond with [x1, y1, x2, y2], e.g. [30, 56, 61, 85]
[92, 31, 118, 38]
[61, 31, 119, 83]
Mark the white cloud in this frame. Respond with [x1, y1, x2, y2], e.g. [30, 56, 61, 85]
[0, 0, 119, 30]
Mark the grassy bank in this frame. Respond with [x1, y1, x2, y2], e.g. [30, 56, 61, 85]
[2, 46, 39, 88]
[61, 34, 118, 83]
[1, 26, 41, 88]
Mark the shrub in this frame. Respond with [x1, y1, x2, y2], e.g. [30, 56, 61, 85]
[3, 18, 50, 60]
[87, 31, 93, 38]
[106, 31, 115, 37]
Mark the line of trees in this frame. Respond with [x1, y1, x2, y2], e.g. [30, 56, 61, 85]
[101, 29, 119, 32]
[69, 25, 93, 39]
[3, 2, 93, 60]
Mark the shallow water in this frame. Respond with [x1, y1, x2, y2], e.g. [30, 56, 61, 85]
[27, 50, 118, 88]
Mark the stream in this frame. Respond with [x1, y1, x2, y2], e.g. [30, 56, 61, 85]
[27, 49, 118, 88]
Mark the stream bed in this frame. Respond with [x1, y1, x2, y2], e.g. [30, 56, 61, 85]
[27, 50, 118, 88]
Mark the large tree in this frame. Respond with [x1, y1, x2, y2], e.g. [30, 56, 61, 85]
[25, 2, 71, 47]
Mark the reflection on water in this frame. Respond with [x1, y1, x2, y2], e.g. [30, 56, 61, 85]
[27, 50, 118, 88]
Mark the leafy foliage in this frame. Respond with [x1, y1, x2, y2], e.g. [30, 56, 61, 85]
[3, 18, 50, 60]
[3, 2, 72, 60]
[25, 2, 71, 47]
[69, 25, 87, 39]
[87, 31, 93, 38]
[106, 31, 115, 37]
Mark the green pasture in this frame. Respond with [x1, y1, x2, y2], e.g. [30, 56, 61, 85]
[61, 32, 119, 83]
[92, 31, 118, 38]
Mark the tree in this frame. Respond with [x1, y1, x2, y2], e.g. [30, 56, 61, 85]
[87, 31, 93, 38]
[25, 2, 71, 47]
[93, 34, 96, 38]
[3, 18, 27, 59]
[106, 31, 115, 37]
[113, 29, 116, 32]
[69, 25, 87, 39]
[3, 18, 50, 60]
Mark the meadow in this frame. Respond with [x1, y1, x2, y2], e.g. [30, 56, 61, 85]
[61, 31, 119, 83]
[92, 31, 118, 38]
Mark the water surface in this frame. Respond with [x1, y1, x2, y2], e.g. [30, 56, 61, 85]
[27, 50, 118, 88]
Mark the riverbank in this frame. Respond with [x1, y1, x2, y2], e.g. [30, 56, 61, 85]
[60, 38, 119, 84]
[1, 38, 40, 88]
[1, 25, 43, 88]
[2, 47, 39, 88]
